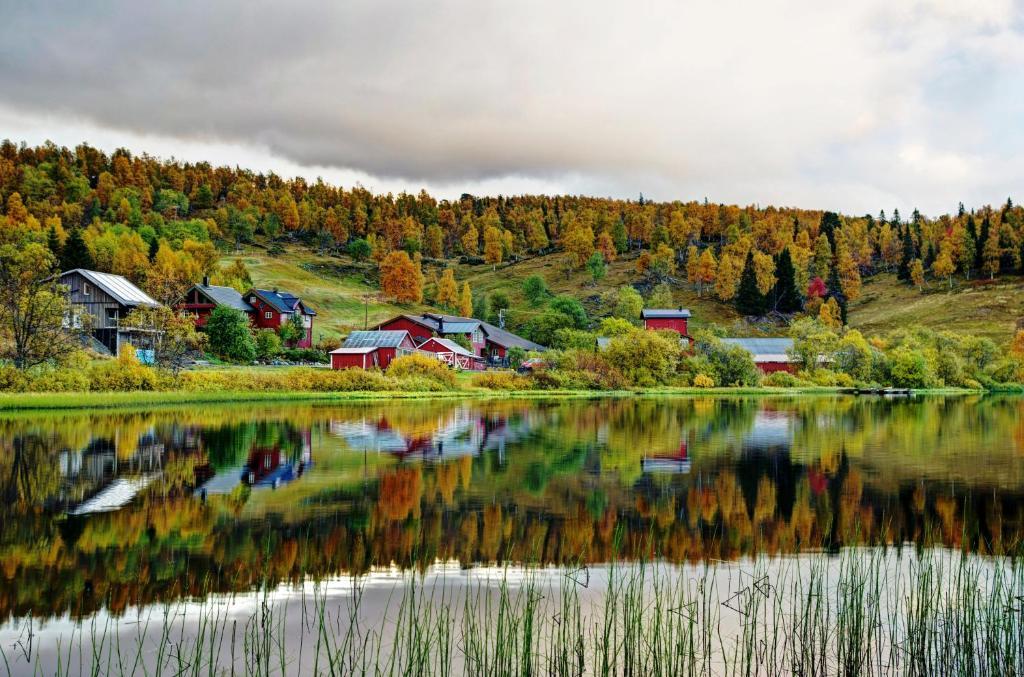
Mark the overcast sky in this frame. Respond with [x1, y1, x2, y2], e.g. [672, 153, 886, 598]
[1, 0, 1022, 215]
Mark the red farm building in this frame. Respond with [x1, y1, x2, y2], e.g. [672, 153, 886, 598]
[330, 330, 416, 370]
[178, 277, 255, 327]
[720, 338, 797, 374]
[376, 313, 545, 367]
[641, 308, 691, 335]
[417, 336, 485, 370]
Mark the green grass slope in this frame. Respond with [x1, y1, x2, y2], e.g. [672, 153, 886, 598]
[220, 246, 427, 341]
[220, 244, 1023, 345]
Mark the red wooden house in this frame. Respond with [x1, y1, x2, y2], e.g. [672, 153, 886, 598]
[244, 288, 317, 348]
[178, 277, 255, 327]
[641, 308, 691, 335]
[376, 313, 544, 365]
[330, 330, 416, 370]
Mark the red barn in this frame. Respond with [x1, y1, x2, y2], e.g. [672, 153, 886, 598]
[178, 277, 255, 327]
[330, 330, 416, 370]
[244, 288, 317, 348]
[641, 308, 691, 335]
[721, 338, 797, 373]
[376, 313, 545, 366]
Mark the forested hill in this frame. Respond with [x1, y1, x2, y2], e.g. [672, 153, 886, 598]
[1, 139, 1023, 343]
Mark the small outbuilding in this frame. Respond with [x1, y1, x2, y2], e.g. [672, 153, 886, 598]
[330, 330, 416, 370]
[721, 338, 797, 373]
[641, 308, 691, 336]
[417, 337, 485, 370]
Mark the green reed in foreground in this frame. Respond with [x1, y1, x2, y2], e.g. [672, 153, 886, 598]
[4, 547, 1024, 676]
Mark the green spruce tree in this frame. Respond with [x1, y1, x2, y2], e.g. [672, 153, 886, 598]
[736, 251, 765, 316]
[47, 226, 62, 261]
[60, 227, 93, 271]
[827, 261, 849, 325]
[898, 226, 915, 281]
[773, 248, 802, 313]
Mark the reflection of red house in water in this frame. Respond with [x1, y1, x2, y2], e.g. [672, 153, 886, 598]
[641, 440, 691, 474]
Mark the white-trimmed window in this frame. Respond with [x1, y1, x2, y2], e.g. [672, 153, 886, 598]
[471, 328, 483, 344]
[82, 282, 90, 297]
[265, 311, 273, 319]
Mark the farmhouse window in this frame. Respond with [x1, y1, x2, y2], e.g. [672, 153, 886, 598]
[265, 311, 273, 319]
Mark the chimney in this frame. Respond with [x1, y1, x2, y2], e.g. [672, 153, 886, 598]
[203, 275, 209, 286]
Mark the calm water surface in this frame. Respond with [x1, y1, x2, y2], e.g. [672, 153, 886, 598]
[2, 395, 1023, 673]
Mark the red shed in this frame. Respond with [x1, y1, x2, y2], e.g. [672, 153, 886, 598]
[330, 330, 416, 370]
[417, 336, 485, 370]
[720, 338, 797, 374]
[642, 308, 691, 335]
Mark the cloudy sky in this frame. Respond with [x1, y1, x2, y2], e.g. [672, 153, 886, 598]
[1, 0, 1022, 215]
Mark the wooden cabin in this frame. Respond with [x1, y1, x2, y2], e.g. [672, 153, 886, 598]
[59, 269, 162, 356]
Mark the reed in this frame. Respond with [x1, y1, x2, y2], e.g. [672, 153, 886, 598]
[4, 547, 1024, 676]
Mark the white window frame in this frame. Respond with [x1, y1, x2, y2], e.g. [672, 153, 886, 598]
[82, 282, 90, 297]
[265, 311, 273, 319]
[471, 328, 483, 344]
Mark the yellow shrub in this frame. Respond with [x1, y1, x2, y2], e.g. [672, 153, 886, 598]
[693, 373, 715, 388]
[470, 371, 532, 390]
[387, 353, 456, 388]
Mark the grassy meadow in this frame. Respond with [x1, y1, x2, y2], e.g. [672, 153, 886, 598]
[220, 244, 1024, 345]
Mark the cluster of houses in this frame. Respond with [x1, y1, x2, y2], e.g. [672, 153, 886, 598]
[57, 267, 795, 374]
[58, 269, 317, 355]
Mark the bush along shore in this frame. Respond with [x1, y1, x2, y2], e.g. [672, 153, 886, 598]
[6, 317, 1024, 407]
[4, 318, 1024, 409]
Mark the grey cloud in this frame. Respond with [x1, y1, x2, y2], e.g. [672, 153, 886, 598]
[1, 0, 1022, 213]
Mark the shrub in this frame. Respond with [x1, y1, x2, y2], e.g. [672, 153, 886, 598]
[387, 353, 457, 388]
[554, 349, 626, 389]
[88, 348, 162, 391]
[205, 306, 256, 363]
[604, 329, 682, 387]
[693, 373, 715, 388]
[255, 330, 282, 361]
[0, 365, 28, 392]
[471, 371, 532, 390]
[762, 371, 805, 388]
[888, 346, 935, 388]
[31, 368, 90, 392]
[281, 348, 328, 364]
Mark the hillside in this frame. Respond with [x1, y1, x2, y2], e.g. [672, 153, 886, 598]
[219, 246, 427, 342]
[222, 244, 1024, 344]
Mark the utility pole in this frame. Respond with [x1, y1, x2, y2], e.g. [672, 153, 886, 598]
[498, 308, 506, 329]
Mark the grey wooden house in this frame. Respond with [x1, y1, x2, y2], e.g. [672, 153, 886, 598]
[58, 269, 163, 355]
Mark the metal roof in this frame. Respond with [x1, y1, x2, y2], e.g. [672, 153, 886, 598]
[330, 346, 378, 354]
[421, 337, 477, 358]
[641, 308, 692, 319]
[440, 321, 480, 334]
[343, 330, 411, 348]
[251, 288, 317, 316]
[194, 284, 254, 312]
[65, 269, 161, 308]
[380, 313, 547, 351]
[721, 338, 795, 362]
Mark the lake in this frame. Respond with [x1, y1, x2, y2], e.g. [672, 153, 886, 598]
[2, 395, 1024, 674]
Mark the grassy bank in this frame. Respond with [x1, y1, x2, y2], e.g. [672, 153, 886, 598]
[0, 384, 986, 412]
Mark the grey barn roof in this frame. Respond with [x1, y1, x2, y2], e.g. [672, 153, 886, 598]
[385, 313, 546, 351]
[642, 308, 692, 319]
[193, 284, 254, 312]
[721, 338, 795, 362]
[63, 269, 161, 308]
[343, 330, 411, 348]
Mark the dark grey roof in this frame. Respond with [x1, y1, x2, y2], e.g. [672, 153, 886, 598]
[641, 308, 691, 319]
[62, 269, 161, 308]
[384, 313, 546, 351]
[251, 289, 316, 316]
[721, 338, 795, 361]
[193, 284, 254, 312]
[343, 330, 411, 348]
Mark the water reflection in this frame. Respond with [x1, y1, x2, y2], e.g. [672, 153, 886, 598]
[2, 395, 1024, 621]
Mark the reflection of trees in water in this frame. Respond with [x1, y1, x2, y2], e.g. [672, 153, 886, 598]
[4, 396, 1024, 620]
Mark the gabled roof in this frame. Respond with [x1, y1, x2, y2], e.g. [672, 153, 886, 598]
[249, 289, 317, 316]
[191, 284, 254, 312]
[721, 337, 796, 362]
[343, 330, 412, 348]
[380, 313, 546, 351]
[62, 269, 161, 308]
[419, 336, 478, 359]
[642, 308, 692, 319]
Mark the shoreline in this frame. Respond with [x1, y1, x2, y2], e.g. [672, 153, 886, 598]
[0, 385, 987, 412]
